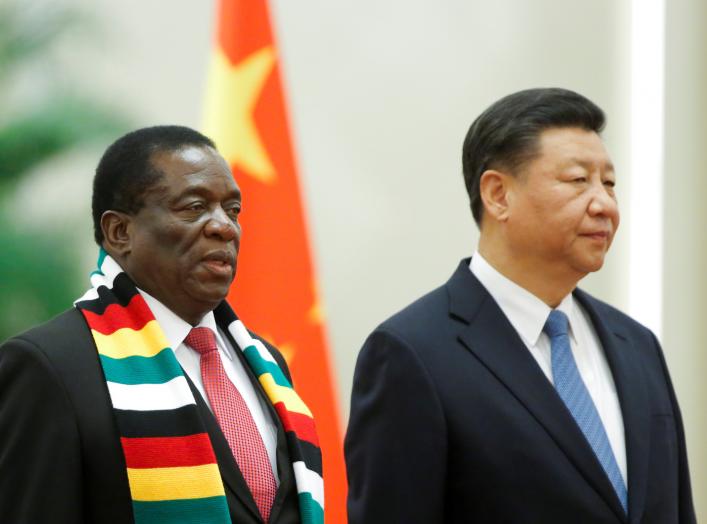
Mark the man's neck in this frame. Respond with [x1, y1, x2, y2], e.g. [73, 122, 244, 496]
[477, 237, 580, 308]
[109, 251, 211, 326]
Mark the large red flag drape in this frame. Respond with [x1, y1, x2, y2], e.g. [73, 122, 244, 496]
[202, 1, 347, 522]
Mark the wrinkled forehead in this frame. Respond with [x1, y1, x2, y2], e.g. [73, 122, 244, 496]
[534, 127, 614, 171]
[149, 144, 225, 172]
[142, 145, 235, 200]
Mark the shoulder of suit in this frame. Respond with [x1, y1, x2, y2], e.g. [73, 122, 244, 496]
[0, 308, 97, 393]
[2, 308, 89, 352]
[374, 283, 449, 341]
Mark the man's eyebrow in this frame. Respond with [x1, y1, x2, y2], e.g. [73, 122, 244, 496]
[568, 157, 615, 172]
[173, 185, 242, 201]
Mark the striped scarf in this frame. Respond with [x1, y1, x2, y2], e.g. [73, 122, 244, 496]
[75, 250, 324, 523]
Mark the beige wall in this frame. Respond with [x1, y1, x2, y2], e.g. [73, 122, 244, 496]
[24, 0, 704, 516]
[272, 0, 630, 417]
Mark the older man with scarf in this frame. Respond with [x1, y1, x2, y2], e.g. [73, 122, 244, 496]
[0, 126, 323, 524]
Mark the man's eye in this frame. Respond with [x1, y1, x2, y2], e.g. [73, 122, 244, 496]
[226, 206, 241, 220]
[186, 202, 205, 211]
[572, 177, 587, 183]
[603, 180, 616, 188]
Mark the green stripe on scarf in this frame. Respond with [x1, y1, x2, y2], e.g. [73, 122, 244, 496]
[298, 493, 325, 523]
[100, 348, 182, 385]
[132, 497, 230, 523]
[243, 345, 291, 387]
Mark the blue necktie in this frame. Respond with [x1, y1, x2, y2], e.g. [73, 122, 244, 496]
[544, 310, 628, 513]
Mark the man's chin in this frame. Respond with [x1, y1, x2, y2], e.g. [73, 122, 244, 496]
[188, 280, 233, 307]
[575, 256, 607, 275]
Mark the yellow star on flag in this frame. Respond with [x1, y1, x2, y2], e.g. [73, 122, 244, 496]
[278, 342, 296, 366]
[203, 46, 277, 183]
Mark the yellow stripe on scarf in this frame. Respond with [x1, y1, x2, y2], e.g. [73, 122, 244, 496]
[259, 373, 313, 417]
[127, 464, 225, 501]
[93, 320, 169, 359]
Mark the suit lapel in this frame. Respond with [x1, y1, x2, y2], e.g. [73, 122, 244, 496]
[574, 291, 651, 524]
[448, 260, 627, 522]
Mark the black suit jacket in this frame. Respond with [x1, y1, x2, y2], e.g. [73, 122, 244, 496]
[345, 259, 695, 523]
[0, 308, 301, 524]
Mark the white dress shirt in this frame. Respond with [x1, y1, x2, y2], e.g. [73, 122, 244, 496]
[138, 289, 280, 484]
[470, 252, 627, 484]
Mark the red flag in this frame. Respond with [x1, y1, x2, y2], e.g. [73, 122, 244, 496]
[202, 1, 347, 522]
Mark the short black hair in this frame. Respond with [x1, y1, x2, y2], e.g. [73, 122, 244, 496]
[92, 125, 216, 244]
[462, 87, 605, 226]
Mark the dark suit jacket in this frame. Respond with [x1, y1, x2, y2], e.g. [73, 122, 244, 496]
[345, 259, 695, 524]
[0, 308, 301, 524]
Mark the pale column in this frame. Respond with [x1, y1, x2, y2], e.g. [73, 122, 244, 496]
[663, 0, 707, 518]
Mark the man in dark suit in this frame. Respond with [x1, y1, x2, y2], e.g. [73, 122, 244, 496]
[345, 88, 696, 523]
[0, 126, 315, 523]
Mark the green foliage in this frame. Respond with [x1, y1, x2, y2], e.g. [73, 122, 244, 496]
[0, 1, 129, 341]
[0, 96, 126, 185]
[0, 227, 80, 341]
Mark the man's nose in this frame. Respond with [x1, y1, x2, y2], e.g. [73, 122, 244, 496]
[204, 208, 239, 240]
[587, 182, 618, 217]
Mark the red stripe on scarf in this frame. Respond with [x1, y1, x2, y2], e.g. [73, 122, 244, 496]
[83, 294, 153, 334]
[274, 402, 319, 447]
[120, 433, 217, 468]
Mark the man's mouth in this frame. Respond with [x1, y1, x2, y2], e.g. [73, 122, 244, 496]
[581, 231, 610, 242]
[202, 250, 236, 276]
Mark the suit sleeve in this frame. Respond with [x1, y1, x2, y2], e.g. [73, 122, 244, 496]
[652, 332, 697, 524]
[0, 337, 84, 523]
[345, 329, 447, 524]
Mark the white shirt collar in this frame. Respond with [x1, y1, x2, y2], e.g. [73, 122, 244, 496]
[137, 288, 233, 361]
[469, 251, 578, 346]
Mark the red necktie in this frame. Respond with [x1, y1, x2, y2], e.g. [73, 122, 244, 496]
[185, 327, 277, 522]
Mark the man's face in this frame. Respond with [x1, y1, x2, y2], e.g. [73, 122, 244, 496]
[504, 127, 619, 281]
[122, 145, 241, 324]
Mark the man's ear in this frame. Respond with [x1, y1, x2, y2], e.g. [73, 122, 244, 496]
[100, 210, 133, 258]
[479, 169, 514, 222]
